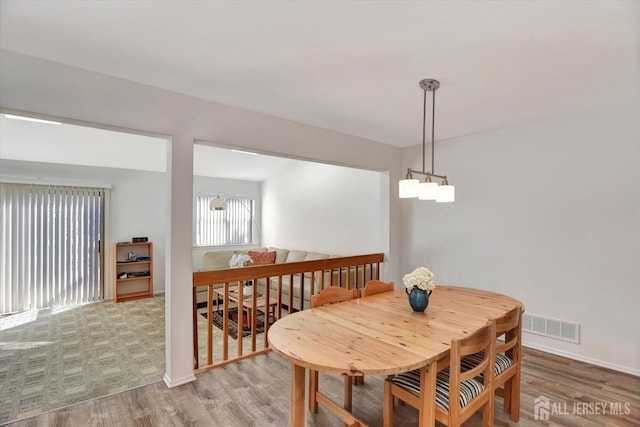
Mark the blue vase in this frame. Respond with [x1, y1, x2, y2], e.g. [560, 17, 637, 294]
[406, 288, 431, 312]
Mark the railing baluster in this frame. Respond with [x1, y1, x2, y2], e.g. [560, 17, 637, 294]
[299, 273, 305, 312]
[237, 280, 243, 357]
[251, 279, 257, 352]
[264, 275, 271, 349]
[277, 275, 283, 319]
[223, 283, 229, 361]
[288, 274, 294, 311]
[207, 284, 214, 365]
[310, 271, 315, 307]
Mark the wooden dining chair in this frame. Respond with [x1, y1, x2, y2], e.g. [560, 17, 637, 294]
[460, 306, 522, 421]
[311, 285, 358, 307]
[383, 320, 496, 427]
[309, 286, 358, 415]
[361, 280, 394, 297]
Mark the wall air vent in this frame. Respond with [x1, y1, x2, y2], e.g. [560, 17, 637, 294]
[522, 313, 580, 344]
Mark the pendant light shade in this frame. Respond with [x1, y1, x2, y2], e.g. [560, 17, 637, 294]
[418, 180, 439, 200]
[399, 179, 420, 198]
[398, 79, 454, 203]
[435, 180, 455, 203]
[209, 194, 228, 211]
[399, 169, 420, 198]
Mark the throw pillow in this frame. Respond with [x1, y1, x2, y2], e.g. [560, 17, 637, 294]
[248, 250, 276, 265]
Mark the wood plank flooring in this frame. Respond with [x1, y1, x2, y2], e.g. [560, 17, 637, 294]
[6, 347, 639, 427]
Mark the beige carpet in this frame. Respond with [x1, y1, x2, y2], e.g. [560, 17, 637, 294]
[0, 295, 165, 425]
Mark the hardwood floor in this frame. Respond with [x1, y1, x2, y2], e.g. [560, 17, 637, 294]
[7, 347, 639, 427]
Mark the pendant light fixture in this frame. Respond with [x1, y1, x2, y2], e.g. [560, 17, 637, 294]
[209, 194, 228, 211]
[398, 79, 454, 203]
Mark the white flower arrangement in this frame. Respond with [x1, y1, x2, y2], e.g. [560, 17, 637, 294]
[402, 267, 436, 293]
[229, 253, 252, 268]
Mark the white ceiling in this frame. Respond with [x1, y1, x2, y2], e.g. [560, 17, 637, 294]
[0, 1, 638, 148]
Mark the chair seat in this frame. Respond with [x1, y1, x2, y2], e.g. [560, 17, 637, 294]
[461, 351, 514, 376]
[391, 368, 485, 411]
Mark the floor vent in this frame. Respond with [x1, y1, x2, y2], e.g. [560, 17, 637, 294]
[522, 313, 580, 344]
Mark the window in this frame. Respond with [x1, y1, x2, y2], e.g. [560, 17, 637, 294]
[195, 194, 256, 246]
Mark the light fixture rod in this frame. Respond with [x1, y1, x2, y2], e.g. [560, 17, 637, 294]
[417, 79, 439, 175]
[422, 85, 427, 173]
[406, 169, 447, 180]
[431, 82, 436, 174]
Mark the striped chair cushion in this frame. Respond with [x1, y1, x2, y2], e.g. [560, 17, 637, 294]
[391, 368, 485, 411]
[460, 351, 514, 377]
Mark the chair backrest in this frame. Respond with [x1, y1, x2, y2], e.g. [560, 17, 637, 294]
[361, 280, 394, 297]
[311, 286, 357, 308]
[453, 320, 496, 380]
[448, 320, 496, 419]
[495, 306, 522, 360]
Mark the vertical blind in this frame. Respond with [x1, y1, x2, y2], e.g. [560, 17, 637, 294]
[195, 195, 255, 246]
[0, 183, 105, 314]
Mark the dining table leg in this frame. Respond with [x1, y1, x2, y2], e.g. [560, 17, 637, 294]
[418, 363, 436, 427]
[291, 362, 306, 427]
[309, 370, 318, 413]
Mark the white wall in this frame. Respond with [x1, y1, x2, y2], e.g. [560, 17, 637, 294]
[192, 175, 262, 270]
[0, 159, 169, 298]
[0, 50, 401, 387]
[400, 101, 640, 374]
[262, 161, 385, 256]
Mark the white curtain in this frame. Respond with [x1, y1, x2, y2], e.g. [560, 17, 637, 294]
[0, 183, 105, 314]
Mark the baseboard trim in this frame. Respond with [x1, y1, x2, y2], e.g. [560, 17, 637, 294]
[163, 372, 196, 388]
[522, 342, 640, 377]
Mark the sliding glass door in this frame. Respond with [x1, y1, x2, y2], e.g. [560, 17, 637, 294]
[0, 182, 105, 314]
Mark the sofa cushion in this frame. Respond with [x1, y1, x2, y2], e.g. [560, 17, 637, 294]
[249, 250, 276, 265]
[201, 250, 236, 270]
[268, 247, 290, 264]
[286, 250, 308, 263]
[304, 252, 329, 261]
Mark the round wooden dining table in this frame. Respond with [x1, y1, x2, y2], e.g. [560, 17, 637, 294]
[268, 286, 524, 427]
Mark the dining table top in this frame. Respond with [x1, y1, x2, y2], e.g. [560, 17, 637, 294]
[268, 285, 524, 377]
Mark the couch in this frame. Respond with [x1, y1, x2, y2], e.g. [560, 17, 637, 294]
[197, 247, 331, 309]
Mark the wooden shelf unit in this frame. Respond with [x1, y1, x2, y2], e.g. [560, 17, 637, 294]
[115, 241, 153, 302]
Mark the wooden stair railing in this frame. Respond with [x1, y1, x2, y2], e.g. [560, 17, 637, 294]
[192, 253, 384, 372]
